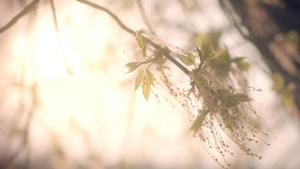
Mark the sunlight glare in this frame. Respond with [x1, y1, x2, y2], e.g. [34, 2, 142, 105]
[34, 27, 79, 79]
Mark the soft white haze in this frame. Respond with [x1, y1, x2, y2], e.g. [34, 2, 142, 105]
[0, 0, 299, 169]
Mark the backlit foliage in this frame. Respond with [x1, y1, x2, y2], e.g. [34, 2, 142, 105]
[125, 30, 269, 168]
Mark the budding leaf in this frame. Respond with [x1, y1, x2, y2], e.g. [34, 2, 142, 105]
[196, 46, 203, 59]
[124, 62, 141, 74]
[146, 69, 155, 87]
[233, 57, 250, 71]
[201, 41, 213, 60]
[188, 110, 208, 138]
[195, 74, 208, 88]
[271, 73, 285, 93]
[181, 52, 195, 65]
[135, 70, 144, 90]
[142, 82, 151, 101]
[136, 32, 146, 57]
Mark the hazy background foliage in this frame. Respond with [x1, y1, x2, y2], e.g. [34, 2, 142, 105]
[0, 0, 299, 169]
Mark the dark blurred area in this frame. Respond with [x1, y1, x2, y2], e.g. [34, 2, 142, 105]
[222, 0, 300, 119]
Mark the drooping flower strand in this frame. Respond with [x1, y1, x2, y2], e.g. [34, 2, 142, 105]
[124, 30, 270, 168]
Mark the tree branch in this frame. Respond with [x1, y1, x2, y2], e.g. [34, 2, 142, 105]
[146, 39, 190, 75]
[76, 0, 135, 35]
[0, 0, 40, 34]
[76, 0, 190, 75]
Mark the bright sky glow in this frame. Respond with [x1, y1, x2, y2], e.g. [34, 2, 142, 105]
[24, 2, 133, 164]
[34, 26, 79, 79]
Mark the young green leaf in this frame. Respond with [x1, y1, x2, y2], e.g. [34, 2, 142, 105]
[194, 74, 208, 88]
[188, 110, 208, 138]
[146, 69, 155, 87]
[196, 46, 203, 59]
[135, 70, 144, 90]
[271, 73, 286, 93]
[237, 62, 250, 71]
[216, 48, 230, 62]
[233, 57, 251, 71]
[136, 32, 146, 57]
[142, 82, 151, 101]
[201, 41, 213, 60]
[124, 62, 141, 74]
[180, 52, 195, 65]
[187, 52, 195, 61]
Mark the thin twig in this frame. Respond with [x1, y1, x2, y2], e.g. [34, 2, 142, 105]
[77, 0, 190, 75]
[2, 81, 38, 168]
[146, 39, 190, 75]
[77, 0, 135, 35]
[136, 0, 155, 34]
[0, 0, 40, 33]
[219, 0, 252, 40]
[49, 0, 74, 75]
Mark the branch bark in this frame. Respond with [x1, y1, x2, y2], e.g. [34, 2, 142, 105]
[0, 0, 40, 33]
[76, 0, 135, 35]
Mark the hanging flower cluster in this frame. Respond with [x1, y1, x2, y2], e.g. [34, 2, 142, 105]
[124, 30, 269, 168]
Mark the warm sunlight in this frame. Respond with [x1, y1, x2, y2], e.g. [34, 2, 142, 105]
[30, 2, 123, 126]
[34, 22, 79, 79]
[1, 0, 300, 168]
[24, 5, 134, 166]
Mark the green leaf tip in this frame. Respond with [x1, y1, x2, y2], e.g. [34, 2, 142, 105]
[146, 69, 155, 87]
[124, 62, 141, 74]
[201, 41, 214, 60]
[136, 31, 146, 57]
[134, 69, 155, 101]
[187, 110, 208, 138]
[180, 52, 196, 66]
[233, 57, 251, 71]
[142, 82, 151, 101]
[135, 70, 144, 90]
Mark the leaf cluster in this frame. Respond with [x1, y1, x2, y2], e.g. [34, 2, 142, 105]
[185, 42, 254, 135]
[180, 41, 269, 168]
[125, 32, 268, 168]
[124, 31, 164, 101]
[135, 69, 155, 101]
[180, 41, 214, 70]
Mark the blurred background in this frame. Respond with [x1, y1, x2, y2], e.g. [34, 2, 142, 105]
[0, 0, 300, 168]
